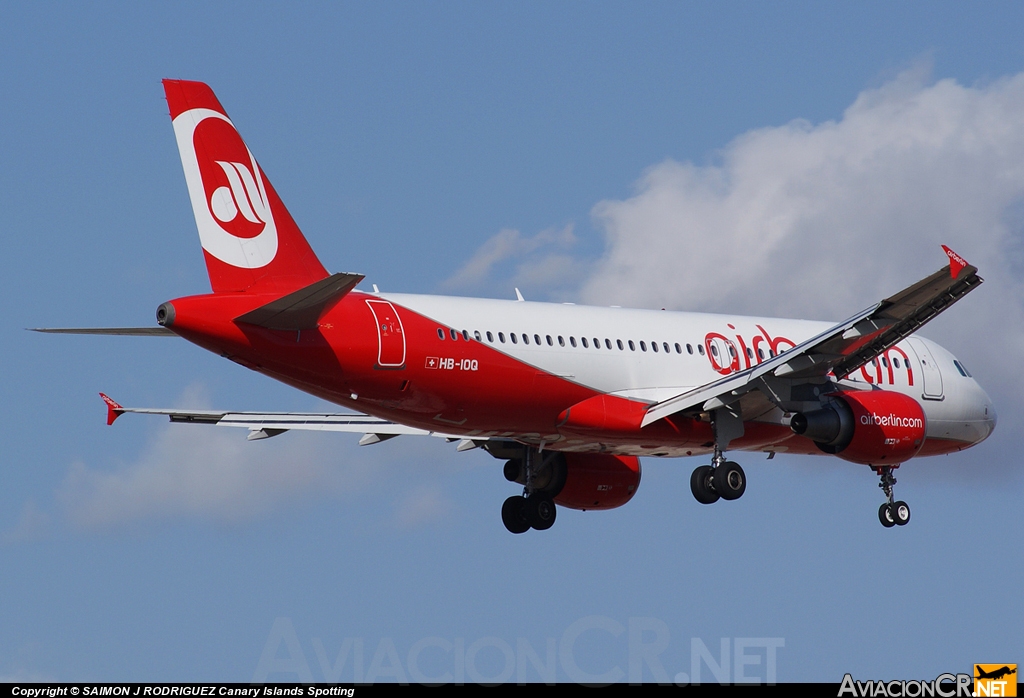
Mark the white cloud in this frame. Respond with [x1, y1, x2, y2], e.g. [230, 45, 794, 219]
[576, 67, 1024, 462]
[392, 485, 454, 529]
[1, 500, 50, 545]
[441, 224, 585, 298]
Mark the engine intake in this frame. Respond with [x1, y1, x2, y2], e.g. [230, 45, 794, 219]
[790, 400, 854, 452]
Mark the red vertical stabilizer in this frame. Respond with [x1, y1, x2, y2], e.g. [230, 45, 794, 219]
[163, 79, 329, 295]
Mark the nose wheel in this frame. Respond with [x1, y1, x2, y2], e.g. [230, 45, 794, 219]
[876, 466, 910, 528]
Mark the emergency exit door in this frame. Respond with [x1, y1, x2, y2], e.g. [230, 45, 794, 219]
[366, 300, 406, 369]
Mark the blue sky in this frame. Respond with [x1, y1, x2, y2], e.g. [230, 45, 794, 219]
[1, 2, 1022, 683]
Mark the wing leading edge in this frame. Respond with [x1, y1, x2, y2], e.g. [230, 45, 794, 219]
[641, 247, 982, 427]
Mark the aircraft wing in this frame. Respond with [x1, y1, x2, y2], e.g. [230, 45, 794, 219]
[641, 246, 983, 427]
[99, 394, 467, 444]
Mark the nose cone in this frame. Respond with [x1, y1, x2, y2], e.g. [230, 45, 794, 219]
[982, 390, 997, 441]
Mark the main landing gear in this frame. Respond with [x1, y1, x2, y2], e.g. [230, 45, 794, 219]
[501, 493, 555, 533]
[689, 447, 746, 505]
[875, 466, 910, 528]
[500, 447, 564, 534]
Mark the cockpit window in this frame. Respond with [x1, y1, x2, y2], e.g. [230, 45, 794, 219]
[953, 359, 972, 377]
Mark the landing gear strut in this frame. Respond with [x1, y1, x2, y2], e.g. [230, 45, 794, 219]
[689, 446, 746, 505]
[875, 466, 910, 528]
[500, 447, 562, 534]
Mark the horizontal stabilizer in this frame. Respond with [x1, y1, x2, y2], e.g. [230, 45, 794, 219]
[30, 327, 176, 336]
[234, 272, 364, 330]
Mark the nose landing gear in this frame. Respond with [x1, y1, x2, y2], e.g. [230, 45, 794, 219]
[875, 466, 910, 528]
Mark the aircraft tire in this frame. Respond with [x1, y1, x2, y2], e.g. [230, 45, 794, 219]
[503, 459, 521, 482]
[690, 465, 720, 504]
[878, 503, 896, 528]
[714, 461, 746, 501]
[526, 496, 557, 531]
[502, 495, 530, 534]
[892, 501, 911, 526]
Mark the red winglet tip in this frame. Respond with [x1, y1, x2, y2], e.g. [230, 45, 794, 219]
[941, 245, 968, 279]
[99, 392, 124, 426]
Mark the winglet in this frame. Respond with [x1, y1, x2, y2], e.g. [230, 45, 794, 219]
[99, 393, 124, 426]
[942, 245, 968, 279]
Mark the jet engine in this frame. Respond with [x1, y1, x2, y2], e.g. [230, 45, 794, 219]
[790, 390, 926, 465]
[555, 453, 642, 510]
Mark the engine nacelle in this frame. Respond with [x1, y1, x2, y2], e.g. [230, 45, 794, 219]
[792, 390, 926, 465]
[554, 453, 641, 511]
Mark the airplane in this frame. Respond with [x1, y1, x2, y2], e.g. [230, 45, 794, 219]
[975, 666, 1016, 681]
[35, 79, 997, 534]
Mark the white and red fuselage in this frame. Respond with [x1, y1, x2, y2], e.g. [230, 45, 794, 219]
[163, 287, 995, 460]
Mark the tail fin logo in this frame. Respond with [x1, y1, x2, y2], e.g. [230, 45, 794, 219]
[210, 160, 271, 228]
[172, 108, 278, 269]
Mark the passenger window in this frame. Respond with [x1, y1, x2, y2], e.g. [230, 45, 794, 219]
[617, 339, 624, 350]
[640, 341, 647, 352]
[893, 357, 900, 368]
[522, 334, 529, 345]
[474, 330, 482, 341]
[462, 330, 470, 341]
[499, 332, 505, 343]
[746, 347, 753, 359]
[651, 342, 658, 353]
[594, 338, 600, 349]
[511, 333, 518, 344]
[758, 348, 765, 360]
[606, 339, 612, 350]
[558, 336, 565, 347]
[728, 345, 735, 358]
[666, 343, 673, 353]
[628, 340, 635, 351]
[535, 334, 541, 345]
[686, 344, 693, 355]
[582, 337, 589, 348]
[881, 356, 888, 368]
[546, 335, 553, 346]
[570, 336, 577, 347]
[710, 344, 718, 357]
[487, 331, 494, 342]
[450, 328, 459, 341]
[698, 344, 705, 356]
[438, 328, 446, 340]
